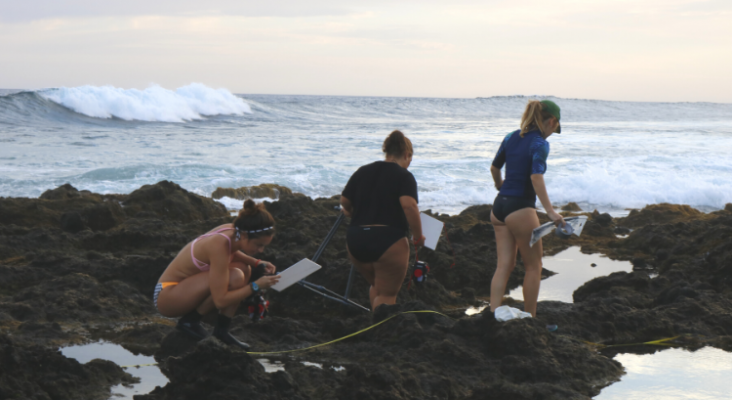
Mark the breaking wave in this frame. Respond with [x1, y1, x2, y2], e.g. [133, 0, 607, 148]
[33, 83, 251, 122]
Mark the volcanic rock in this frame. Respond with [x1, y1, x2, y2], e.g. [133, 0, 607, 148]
[561, 202, 583, 212]
[1, 184, 731, 400]
[212, 184, 293, 200]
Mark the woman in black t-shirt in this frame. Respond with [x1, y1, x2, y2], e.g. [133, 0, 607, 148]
[341, 130, 425, 311]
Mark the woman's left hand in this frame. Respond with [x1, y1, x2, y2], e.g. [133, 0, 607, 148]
[548, 210, 566, 227]
[261, 261, 277, 274]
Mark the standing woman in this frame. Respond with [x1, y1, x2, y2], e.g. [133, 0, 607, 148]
[489, 100, 566, 317]
[154, 199, 281, 349]
[340, 130, 425, 311]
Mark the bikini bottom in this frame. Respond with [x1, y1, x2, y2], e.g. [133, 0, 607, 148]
[346, 226, 406, 263]
[492, 195, 536, 223]
[153, 282, 179, 310]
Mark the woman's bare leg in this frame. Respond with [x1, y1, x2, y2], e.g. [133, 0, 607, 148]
[490, 211, 518, 312]
[371, 238, 409, 309]
[156, 264, 249, 318]
[349, 238, 410, 310]
[194, 264, 249, 316]
[348, 245, 378, 308]
[504, 208, 542, 317]
[219, 268, 247, 317]
[220, 261, 251, 317]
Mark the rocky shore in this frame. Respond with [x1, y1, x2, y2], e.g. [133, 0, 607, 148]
[1, 181, 731, 399]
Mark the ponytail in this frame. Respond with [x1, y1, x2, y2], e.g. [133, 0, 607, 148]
[520, 100, 555, 137]
[382, 130, 413, 157]
[232, 199, 275, 239]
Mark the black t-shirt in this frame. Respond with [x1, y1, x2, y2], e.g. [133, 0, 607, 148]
[342, 161, 418, 232]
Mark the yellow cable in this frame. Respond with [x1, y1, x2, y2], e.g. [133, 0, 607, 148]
[120, 362, 160, 369]
[119, 310, 451, 366]
[119, 312, 685, 368]
[247, 310, 452, 355]
[584, 335, 681, 349]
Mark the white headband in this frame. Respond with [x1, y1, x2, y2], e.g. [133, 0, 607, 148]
[235, 226, 274, 240]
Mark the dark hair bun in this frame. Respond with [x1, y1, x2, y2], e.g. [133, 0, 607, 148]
[243, 199, 256, 210]
[382, 130, 411, 156]
[233, 200, 275, 238]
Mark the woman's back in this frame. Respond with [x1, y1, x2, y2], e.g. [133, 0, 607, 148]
[159, 223, 233, 283]
[342, 161, 418, 231]
[493, 129, 549, 201]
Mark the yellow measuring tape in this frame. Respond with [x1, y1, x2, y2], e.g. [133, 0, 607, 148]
[584, 336, 681, 349]
[119, 312, 688, 368]
[120, 310, 451, 368]
[121, 363, 159, 368]
[248, 310, 451, 355]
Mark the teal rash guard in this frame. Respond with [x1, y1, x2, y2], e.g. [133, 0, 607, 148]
[491, 129, 550, 202]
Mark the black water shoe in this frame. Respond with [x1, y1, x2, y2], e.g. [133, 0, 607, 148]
[372, 303, 401, 324]
[213, 314, 250, 350]
[176, 310, 209, 340]
[213, 329, 251, 350]
[176, 320, 209, 340]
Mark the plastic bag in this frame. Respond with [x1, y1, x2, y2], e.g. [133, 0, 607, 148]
[494, 305, 532, 322]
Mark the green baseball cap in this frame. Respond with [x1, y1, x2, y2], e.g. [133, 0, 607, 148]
[540, 100, 561, 134]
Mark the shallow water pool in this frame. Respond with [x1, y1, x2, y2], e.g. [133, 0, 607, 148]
[596, 347, 732, 399]
[257, 358, 346, 373]
[465, 305, 487, 315]
[508, 246, 633, 303]
[60, 341, 168, 399]
[257, 358, 286, 373]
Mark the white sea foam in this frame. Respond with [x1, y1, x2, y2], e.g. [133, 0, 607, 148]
[215, 196, 277, 211]
[39, 83, 251, 122]
[1, 94, 731, 214]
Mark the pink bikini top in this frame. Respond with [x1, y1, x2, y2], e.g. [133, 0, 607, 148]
[190, 228, 234, 272]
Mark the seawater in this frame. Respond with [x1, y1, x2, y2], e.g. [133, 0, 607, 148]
[596, 347, 732, 399]
[508, 247, 633, 303]
[60, 341, 168, 400]
[2, 84, 731, 215]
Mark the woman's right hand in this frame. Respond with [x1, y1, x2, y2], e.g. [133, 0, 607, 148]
[547, 210, 566, 227]
[340, 196, 353, 217]
[413, 234, 426, 248]
[255, 274, 281, 290]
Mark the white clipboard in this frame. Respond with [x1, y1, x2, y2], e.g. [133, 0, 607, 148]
[416, 212, 444, 250]
[529, 216, 588, 247]
[270, 258, 322, 292]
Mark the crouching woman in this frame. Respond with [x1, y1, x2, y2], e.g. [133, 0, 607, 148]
[154, 199, 280, 349]
[340, 130, 425, 311]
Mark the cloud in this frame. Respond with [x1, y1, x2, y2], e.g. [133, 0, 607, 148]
[0, 0, 496, 22]
[1, 0, 730, 101]
[0, 1, 350, 22]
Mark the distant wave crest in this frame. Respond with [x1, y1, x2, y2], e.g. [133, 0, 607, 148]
[39, 83, 251, 122]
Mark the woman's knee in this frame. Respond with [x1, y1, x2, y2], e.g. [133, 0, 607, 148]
[374, 266, 407, 295]
[354, 262, 376, 284]
[230, 261, 251, 281]
[228, 268, 247, 289]
[498, 252, 517, 267]
[373, 283, 399, 298]
[524, 260, 543, 273]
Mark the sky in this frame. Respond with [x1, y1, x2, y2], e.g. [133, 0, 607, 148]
[1, 0, 731, 102]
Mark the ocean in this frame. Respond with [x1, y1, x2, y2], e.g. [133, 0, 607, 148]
[1, 84, 731, 216]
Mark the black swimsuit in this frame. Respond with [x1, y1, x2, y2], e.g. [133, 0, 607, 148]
[342, 161, 418, 263]
[491, 129, 549, 222]
[492, 195, 536, 223]
[346, 226, 406, 263]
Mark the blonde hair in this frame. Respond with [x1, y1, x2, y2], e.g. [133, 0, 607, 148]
[382, 130, 413, 157]
[520, 100, 556, 137]
[232, 199, 275, 238]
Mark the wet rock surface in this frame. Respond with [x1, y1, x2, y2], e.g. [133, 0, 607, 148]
[212, 183, 294, 200]
[0, 182, 730, 399]
[0, 333, 136, 400]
